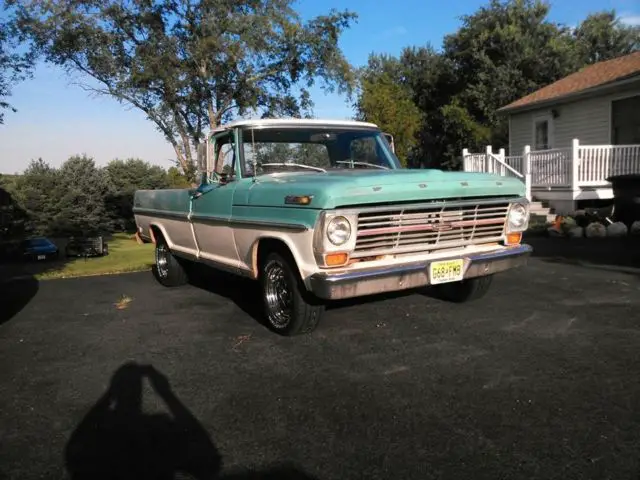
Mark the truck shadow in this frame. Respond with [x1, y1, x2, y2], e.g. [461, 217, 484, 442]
[185, 264, 264, 321]
[64, 361, 318, 480]
[185, 263, 422, 325]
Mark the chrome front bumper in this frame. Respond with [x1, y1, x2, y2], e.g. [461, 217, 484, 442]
[308, 244, 533, 300]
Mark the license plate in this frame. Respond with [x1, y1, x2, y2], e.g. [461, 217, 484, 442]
[429, 259, 464, 285]
[37, 255, 46, 260]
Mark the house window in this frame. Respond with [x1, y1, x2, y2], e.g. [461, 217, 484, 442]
[611, 95, 640, 145]
[533, 116, 552, 150]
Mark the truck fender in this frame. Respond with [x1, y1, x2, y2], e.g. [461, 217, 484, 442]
[149, 223, 172, 248]
[251, 235, 310, 283]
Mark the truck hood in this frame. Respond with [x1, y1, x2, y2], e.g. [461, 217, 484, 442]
[240, 169, 525, 209]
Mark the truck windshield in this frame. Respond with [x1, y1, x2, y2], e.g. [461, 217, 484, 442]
[240, 127, 401, 177]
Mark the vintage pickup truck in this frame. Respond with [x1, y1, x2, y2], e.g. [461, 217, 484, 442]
[133, 118, 532, 335]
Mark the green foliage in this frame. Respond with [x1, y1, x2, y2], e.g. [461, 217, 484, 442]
[10, 158, 61, 236]
[8, 0, 357, 178]
[6, 155, 189, 237]
[104, 158, 173, 231]
[0, 12, 37, 124]
[166, 167, 192, 188]
[355, 56, 423, 166]
[38, 155, 113, 236]
[574, 11, 640, 65]
[354, 0, 639, 170]
[0, 178, 28, 241]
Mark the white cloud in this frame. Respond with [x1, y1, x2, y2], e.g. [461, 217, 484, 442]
[619, 14, 640, 26]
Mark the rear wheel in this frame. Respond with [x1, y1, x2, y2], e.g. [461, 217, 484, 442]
[260, 251, 324, 336]
[154, 238, 188, 287]
[433, 275, 494, 303]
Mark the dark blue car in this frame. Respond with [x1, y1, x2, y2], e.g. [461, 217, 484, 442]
[22, 237, 59, 261]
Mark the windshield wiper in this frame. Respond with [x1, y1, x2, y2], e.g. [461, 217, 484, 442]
[260, 163, 327, 173]
[335, 160, 389, 170]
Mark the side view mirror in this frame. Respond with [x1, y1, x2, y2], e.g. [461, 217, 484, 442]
[383, 132, 395, 154]
[196, 142, 208, 173]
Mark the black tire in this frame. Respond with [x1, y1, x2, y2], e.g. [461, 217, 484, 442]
[153, 237, 188, 287]
[260, 251, 324, 336]
[433, 275, 494, 303]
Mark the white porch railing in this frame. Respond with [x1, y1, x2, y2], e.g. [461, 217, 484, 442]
[463, 145, 530, 200]
[578, 144, 640, 185]
[462, 139, 640, 200]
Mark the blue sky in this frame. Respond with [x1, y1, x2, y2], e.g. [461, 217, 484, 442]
[1, 0, 639, 174]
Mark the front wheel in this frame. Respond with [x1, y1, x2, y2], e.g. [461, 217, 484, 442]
[260, 251, 324, 336]
[153, 239, 188, 287]
[433, 275, 494, 303]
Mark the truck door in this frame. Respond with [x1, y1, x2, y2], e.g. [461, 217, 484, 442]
[190, 130, 241, 269]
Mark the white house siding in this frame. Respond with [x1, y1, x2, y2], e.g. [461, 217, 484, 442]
[507, 84, 640, 156]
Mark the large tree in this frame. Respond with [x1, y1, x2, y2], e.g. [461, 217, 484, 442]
[8, 0, 357, 179]
[574, 11, 640, 65]
[11, 156, 113, 237]
[0, 16, 36, 124]
[441, 0, 580, 151]
[355, 0, 639, 169]
[104, 158, 172, 231]
[354, 54, 423, 166]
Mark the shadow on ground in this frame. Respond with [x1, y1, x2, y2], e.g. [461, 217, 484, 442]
[0, 276, 39, 326]
[65, 362, 317, 480]
[184, 261, 433, 325]
[185, 264, 265, 325]
[0, 247, 77, 326]
[526, 236, 640, 275]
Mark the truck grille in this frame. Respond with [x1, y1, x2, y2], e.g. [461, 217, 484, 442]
[353, 201, 510, 257]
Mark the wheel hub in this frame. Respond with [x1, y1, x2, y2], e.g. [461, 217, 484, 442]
[264, 261, 293, 328]
[156, 244, 169, 279]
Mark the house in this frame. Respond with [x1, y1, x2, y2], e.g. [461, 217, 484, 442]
[463, 51, 640, 214]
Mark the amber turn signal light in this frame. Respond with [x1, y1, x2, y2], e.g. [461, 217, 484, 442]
[505, 232, 522, 245]
[325, 252, 349, 266]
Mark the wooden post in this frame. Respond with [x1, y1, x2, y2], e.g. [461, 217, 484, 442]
[462, 148, 469, 171]
[523, 145, 532, 201]
[485, 145, 493, 173]
[571, 138, 580, 192]
[498, 148, 506, 176]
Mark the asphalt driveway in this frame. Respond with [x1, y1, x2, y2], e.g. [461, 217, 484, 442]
[1, 251, 640, 480]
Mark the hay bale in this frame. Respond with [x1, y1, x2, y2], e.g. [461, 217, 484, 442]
[585, 222, 606, 238]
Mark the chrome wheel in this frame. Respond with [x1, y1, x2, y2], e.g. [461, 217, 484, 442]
[263, 260, 293, 328]
[155, 243, 169, 279]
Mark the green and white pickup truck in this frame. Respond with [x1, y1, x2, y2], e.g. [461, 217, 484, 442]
[133, 118, 532, 335]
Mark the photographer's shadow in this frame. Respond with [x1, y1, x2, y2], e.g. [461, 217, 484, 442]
[64, 362, 221, 480]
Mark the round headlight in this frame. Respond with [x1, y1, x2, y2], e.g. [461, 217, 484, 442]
[326, 216, 352, 246]
[508, 203, 528, 229]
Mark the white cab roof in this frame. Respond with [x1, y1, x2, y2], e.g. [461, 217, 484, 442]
[210, 118, 379, 134]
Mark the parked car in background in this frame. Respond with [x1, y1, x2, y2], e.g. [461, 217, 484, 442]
[22, 237, 59, 261]
[65, 236, 109, 258]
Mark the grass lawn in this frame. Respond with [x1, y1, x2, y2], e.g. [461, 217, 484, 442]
[36, 233, 155, 280]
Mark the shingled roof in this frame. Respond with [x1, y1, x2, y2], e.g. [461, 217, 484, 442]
[499, 51, 640, 113]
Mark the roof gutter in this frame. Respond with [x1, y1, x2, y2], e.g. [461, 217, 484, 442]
[497, 73, 640, 115]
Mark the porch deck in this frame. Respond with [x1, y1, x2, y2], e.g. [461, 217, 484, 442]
[462, 139, 640, 214]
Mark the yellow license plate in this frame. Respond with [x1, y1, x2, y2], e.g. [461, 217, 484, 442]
[429, 259, 464, 285]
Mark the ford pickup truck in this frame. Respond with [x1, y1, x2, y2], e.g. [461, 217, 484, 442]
[133, 118, 532, 336]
